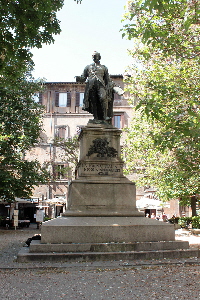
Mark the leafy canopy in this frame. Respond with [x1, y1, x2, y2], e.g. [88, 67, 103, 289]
[0, 0, 64, 202]
[1, 0, 64, 70]
[122, 0, 200, 204]
[123, 0, 200, 60]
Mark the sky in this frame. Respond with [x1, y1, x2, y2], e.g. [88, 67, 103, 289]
[31, 0, 133, 82]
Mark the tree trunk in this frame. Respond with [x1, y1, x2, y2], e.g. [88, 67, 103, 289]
[191, 196, 197, 217]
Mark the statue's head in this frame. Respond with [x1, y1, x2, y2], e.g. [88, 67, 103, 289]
[92, 51, 101, 62]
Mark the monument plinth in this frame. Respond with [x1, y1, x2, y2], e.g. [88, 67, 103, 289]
[63, 123, 143, 217]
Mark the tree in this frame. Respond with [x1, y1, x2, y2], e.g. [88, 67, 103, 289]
[0, 0, 64, 202]
[124, 110, 200, 207]
[123, 0, 200, 60]
[122, 0, 200, 214]
[1, 0, 63, 71]
[52, 136, 79, 181]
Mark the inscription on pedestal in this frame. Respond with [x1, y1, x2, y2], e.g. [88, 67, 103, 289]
[79, 163, 123, 176]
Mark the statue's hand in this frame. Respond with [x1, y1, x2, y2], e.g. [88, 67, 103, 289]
[113, 86, 124, 96]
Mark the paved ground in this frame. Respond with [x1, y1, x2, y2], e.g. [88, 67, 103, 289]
[0, 225, 199, 299]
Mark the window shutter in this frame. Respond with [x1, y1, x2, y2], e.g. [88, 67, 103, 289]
[121, 113, 125, 128]
[38, 93, 43, 104]
[76, 92, 80, 106]
[67, 92, 71, 107]
[55, 92, 59, 107]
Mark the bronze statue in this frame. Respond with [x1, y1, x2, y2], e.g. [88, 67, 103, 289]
[76, 51, 124, 122]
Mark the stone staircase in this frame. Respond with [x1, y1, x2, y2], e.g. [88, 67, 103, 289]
[17, 240, 199, 262]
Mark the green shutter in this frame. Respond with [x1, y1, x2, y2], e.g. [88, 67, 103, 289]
[67, 92, 71, 107]
[76, 92, 80, 106]
[38, 93, 43, 104]
[55, 92, 59, 107]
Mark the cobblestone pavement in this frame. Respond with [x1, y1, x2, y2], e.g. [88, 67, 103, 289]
[0, 225, 199, 300]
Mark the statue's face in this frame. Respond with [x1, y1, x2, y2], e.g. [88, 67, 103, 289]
[93, 53, 101, 63]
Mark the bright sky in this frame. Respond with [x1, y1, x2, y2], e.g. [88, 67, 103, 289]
[31, 0, 133, 82]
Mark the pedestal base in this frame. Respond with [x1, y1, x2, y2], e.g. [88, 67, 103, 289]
[17, 216, 199, 263]
[41, 216, 175, 244]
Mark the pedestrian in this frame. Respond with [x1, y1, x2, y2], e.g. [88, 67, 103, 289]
[162, 213, 168, 222]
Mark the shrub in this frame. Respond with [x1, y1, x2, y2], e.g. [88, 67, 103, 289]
[192, 216, 200, 229]
[43, 217, 52, 222]
[168, 217, 179, 224]
[178, 217, 192, 228]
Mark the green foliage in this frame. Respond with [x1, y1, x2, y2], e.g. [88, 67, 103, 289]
[0, 0, 64, 202]
[123, 0, 200, 60]
[0, 80, 50, 201]
[0, 65, 50, 202]
[178, 216, 200, 229]
[191, 216, 200, 229]
[168, 217, 179, 224]
[178, 217, 192, 228]
[123, 111, 200, 203]
[1, 0, 64, 71]
[124, 56, 200, 202]
[123, 1, 200, 208]
[44, 216, 52, 222]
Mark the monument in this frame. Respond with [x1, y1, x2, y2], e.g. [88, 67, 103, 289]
[18, 52, 193, 262]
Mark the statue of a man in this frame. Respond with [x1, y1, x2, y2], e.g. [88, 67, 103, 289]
[77, 51, 110, 121]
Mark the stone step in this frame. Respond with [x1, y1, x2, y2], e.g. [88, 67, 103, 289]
[29, 240, 190, 253]
[17, 247, 199, 263]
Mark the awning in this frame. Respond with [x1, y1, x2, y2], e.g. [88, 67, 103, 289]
[136, 197, 162, 209]
[44, 197, 66, 204]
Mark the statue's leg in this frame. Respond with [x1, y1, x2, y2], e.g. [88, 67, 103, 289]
[90, 88, 99, 120]
[91, 96, 98, 119]
[90, 81, 103, 120]
[98, 86, 108, 120]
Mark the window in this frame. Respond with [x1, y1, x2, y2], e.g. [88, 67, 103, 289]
[53, 164, 67, 180]
[76, 92, 84, 107]
[59, 93, 67, 107]
[112, 113, 125, 129]
[55, 125, 69, 139]
[113, 115, 121, 128]
[57, 165, 65, 179]
[80, 93, 84, 107]
[55, 92, 71, 107]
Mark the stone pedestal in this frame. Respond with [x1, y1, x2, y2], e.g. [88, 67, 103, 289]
[63, 123, 143, 217]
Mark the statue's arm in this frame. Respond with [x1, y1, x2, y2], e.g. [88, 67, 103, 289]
[76, 66, 89, 83]
[82, 66, 89, 80]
